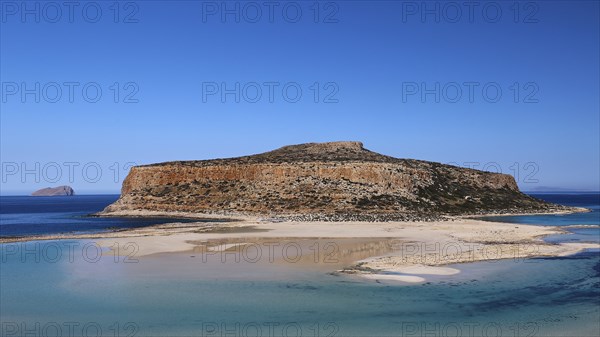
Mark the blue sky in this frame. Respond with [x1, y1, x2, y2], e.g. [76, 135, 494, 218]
[1, 0, 599, 194]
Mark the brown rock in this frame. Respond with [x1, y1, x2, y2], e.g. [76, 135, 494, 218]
[101, 142, 561, 220]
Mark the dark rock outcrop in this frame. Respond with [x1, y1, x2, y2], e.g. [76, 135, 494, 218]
[101, 142, 568, 220]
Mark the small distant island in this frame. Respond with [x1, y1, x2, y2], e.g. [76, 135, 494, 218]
[32, 186, 75, 196]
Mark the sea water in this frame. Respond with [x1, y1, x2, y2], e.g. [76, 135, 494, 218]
[0, 195, 204, 237]
[1, 194, 598, 336]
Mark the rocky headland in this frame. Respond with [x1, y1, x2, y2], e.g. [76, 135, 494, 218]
[99, 141, 575, 221]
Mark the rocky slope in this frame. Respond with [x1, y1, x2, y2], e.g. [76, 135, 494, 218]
[101, 142, 568, 221]
[32, 186, 74, 196]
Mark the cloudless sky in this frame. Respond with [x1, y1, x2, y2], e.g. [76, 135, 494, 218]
[1, 0, 599, 194]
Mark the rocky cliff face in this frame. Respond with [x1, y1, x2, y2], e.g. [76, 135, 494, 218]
[32, 186, 74, 196]
[102, 142, 562, 220]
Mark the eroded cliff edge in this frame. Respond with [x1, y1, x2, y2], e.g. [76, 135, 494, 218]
[100, 142, 571, 221]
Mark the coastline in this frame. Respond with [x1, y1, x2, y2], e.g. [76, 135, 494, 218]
[465, 206, 591, 218]
[2, 206, 590, 245]
[2, 208, 598, 283]
[94, 204, 590, 222]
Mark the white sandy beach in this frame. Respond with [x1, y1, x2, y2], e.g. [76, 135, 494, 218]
[25, 216, 600, 281]
[2, 212, 597, 283]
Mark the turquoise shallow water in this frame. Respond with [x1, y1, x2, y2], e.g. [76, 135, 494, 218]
[1, 243, 598, 336]
[1, 193, 599, 337]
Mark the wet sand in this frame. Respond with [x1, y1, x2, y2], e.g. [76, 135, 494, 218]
[3, 215, 597, 283]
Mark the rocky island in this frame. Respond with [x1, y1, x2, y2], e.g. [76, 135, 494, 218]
[5, 142, 595, 283]
[31, 185, 75, 196]
[100, 141, 570, 221]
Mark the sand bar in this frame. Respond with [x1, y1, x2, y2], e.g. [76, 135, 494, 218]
[2, 215, 597, 282]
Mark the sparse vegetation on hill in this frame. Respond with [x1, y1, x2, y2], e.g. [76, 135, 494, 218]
[101, 142, 570, 221]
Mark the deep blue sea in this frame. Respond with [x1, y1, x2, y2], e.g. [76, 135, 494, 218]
[483, 193, 600, 226]
[1, 193, 599, 336]
[481, 193, 600, 245]
[0, 195, 201, 237]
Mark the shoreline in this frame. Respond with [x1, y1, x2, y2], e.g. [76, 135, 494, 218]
[93, 204, 590, 222]
[466, 206, 591, 218]
[2, 209, 598, 283]
[1, 206, 590, 245]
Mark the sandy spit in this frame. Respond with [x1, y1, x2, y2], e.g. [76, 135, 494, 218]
[2, 211, 598, 283]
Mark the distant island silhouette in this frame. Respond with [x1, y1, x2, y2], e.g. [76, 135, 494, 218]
[32, 186, 75, 196]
